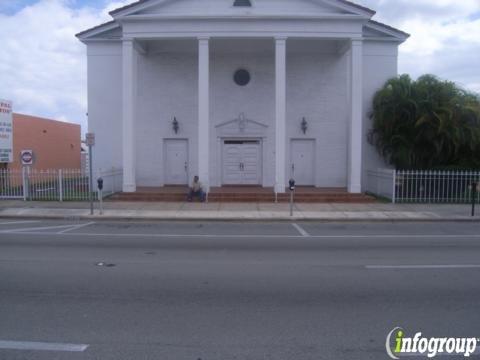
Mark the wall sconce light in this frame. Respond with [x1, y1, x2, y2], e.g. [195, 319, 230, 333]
[172, 117, 179, 134]
[301, 117, 308, 134]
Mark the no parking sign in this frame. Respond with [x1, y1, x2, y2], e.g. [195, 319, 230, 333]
[21, 150, 34, 165]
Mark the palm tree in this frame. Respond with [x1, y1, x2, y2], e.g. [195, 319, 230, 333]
[369, 74, 480, 169]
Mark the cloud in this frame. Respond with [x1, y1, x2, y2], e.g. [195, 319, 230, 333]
[359, 0, 480, 93]
[0, 0, 130, 133]
[0, 0, 478, 138]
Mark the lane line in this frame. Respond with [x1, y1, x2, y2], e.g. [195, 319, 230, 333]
[57, 222, 96, 234]
[1, 231, 305, 238]
[2, 231, 480, 239]
[366, 265, 480, 269]
[0, 220, 41, 226]
[292, 223, 310, 237]
[0, 224, 85, 233]
[0, 340, 88, 352]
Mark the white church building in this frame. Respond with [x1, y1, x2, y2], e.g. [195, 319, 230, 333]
[77, 0, 408, 195]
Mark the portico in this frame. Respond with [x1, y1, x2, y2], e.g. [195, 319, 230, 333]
[77, 0, 408, 197]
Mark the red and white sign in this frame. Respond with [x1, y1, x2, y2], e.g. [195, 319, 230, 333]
[21, 150, 34, 165]
[0, 99, 13, 163]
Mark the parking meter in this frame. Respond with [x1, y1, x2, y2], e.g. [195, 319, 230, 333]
[289, 179, 295, 191]
[289, 179, 295, 216]
[97, 177, 104, 215]
[97, 177, 103, 191]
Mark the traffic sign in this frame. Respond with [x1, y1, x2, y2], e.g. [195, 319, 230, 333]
[21, 150, 33, 165]
[85, 133, 95, 146]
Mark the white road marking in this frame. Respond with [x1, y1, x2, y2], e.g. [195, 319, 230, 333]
[0, 224, 86, 233]
[2, 231, 480, 239]
[1, 231, 305, 238]
[0, 340, 88, 352]
[366, 264, 480, 269]
[57, 222, 96, 234]
[0, 220, 41, 226]
[292, 223, 310, 237]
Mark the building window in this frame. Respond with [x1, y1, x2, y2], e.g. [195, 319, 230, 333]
[234, 69, 251, 86]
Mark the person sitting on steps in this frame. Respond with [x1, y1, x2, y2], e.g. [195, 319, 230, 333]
[187, 175, 206, 202]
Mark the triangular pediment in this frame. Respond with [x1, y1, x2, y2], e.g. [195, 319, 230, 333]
[216, 113, 268, 137]
[77, 0, 412, 43]
[111, 0, 375, 18]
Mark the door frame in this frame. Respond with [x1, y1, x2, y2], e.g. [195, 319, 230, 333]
[289, 138, 316, 186]
[163, 138, 189, 186]
[220, 137, 263, 186]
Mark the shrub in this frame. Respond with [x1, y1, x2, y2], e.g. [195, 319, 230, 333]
[368, 74, 480, 169]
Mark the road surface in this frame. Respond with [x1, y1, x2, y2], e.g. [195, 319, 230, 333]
[0, 219, 479, 359]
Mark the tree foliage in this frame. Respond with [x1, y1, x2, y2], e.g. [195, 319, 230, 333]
[368, 74, 480, 169]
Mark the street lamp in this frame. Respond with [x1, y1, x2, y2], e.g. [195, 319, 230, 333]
[301, 117, 308, 134]
[172, 117, 179, 134]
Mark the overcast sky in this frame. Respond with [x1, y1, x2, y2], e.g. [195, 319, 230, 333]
[0, 0, 479, 134]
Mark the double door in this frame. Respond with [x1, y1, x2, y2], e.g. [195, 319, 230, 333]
[223, 140, 261, 185]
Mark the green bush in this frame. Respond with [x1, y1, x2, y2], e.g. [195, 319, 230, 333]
[368, 74, 480, 169]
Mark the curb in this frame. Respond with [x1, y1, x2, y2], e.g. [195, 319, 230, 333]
[0, 212, 478, 223]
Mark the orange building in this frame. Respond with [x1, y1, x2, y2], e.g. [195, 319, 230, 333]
[6, 113, 81, 170]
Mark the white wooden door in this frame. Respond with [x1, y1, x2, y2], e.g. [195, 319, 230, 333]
[291, 139, 315, 186]
[223, 141, 261, 185]
[164, 139, 188, 185]
[241, 143, 261, 185]
[223, 143, 243, 185]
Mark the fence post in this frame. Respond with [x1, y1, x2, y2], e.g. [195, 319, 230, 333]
[22, 167, 27, 201]
[392, 169, 396, 204]
[110, 170, 114, 195]
[58, 169, 63, 202]
[472, 181, 477, 217]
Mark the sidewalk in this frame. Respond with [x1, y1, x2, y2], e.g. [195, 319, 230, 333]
[0, 200, 478, 221]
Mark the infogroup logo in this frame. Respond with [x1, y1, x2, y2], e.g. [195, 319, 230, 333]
[386, 327, 478, 359]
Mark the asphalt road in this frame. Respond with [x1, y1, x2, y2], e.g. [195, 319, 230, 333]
[0, 219, 479, 359]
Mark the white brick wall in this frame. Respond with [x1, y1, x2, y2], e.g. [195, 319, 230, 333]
[136, 51, 198, 186]
[361, 41, 399, 190]
[87, 43, 123, 173]
[286, 42, 348, 187]
[87, 39, 398, 190]
[210, 45, 275, 187]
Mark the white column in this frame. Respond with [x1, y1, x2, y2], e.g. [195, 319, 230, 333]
[275, 37, 287, 194]
[198, 37, 210, 192]
[122, 39, 137, 193]
[348, 39, 363, 193]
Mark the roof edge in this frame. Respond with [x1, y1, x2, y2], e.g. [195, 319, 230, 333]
[75, 20, 119, 40]
[367, 19, 410, 40]
[109, 0, 151, 16]
[110, 0, 376, 18]
[13, 113, 80, 127]
[334, 0, 375, 16]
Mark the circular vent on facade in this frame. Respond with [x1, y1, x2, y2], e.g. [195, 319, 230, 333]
[233, 69, 251, 86]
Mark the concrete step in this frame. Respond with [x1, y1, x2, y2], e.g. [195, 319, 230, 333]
[110, 191, 376, 203]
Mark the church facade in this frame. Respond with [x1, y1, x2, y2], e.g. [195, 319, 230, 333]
[77, 0, 408, 194]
